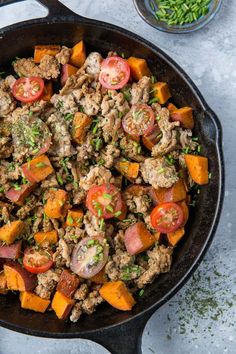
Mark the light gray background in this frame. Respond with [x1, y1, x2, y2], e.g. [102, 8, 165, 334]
[0, 0, 235, 353]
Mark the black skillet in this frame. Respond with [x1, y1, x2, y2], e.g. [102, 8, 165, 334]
[0, 1, 224, 353]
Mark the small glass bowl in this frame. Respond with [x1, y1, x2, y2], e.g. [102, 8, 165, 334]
[133, 0, 222, 34]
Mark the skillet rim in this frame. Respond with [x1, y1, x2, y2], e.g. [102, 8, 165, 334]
[0, 16, 224, 337]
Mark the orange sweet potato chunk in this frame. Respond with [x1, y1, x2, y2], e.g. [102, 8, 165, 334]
[152, 82, 171, 104]
[99, 281, 136, 311]
[34, 230, 58, 246]
[41, 81, 53, 101]
[124, 222, 156, 255]
[90, 268, 108, 284]
[0, 273, 8, 294]
[52, 291, 75, 319]
[70, 40, 86, 68]
[66, 209, 84, 227]
[4, 262, 37, 291]
[0, 220, 24, 245]
[44, 189, 69, 219]
[170, 107, 194, 129]
[72, 112, 92, 144]
[184, 154, 209, 185]
[149, 179, 187, 205]
[20, 291, 50, 313]
[127, 57, 151, 81]
[115, 160, 139, 181]
[34, 45, 61, 63]
[167, 103, 178, 113]
[21, 154, 54, 183]
[167, 227, 185, 246]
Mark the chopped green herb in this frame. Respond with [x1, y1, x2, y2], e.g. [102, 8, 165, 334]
[64, 113, 74, 121]
[67, 215, 74, 225]
[103, 193, 112, 200]
[106, 205, 114, 213]
[97, 158, 105, 166]
[148, 97, 159, 105]
[13, 183, 21, 191]
[36, 162, 46, 168]
[139, 289, 145, 297]
[0, 185, 4, 193]
[28, 111, 34, 117]
[208, 172, 212, 180]
[151, 75, 157, 84]
[157, 167, 165, 174]
[57, 174, 63, 186]
[114, 210, 122, 218]
[99, 218, 105, 230]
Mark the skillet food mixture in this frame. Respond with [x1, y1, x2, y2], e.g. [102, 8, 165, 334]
[0, 42, 209, 321]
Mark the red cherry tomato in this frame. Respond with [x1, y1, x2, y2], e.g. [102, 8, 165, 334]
[99, 56, 130, 90]
[122, 103, 155, 136]
[12, 77, 44, 103]
[86, 183, 123, 219]
[70, 237, 109, 279]
[23, 247, 53, 274]
[150, 202, 184, 233]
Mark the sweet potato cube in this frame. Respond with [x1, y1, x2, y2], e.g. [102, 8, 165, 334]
[152, 82, 171, 104]
[44, 189, 69, 219]
[56, 269, 80, 298]
[51, 291, 75, 319]
[115, 160, 139, 181]
[20, 291, 50, 313]
[72, 112, 92, 144]
[127, 57, 151, 81]
[149, 179, 187, 205]
[34, 45, 61, 63]
[170, 107, 194, 129]
[90, 268, 108, 284]
[184, 154, 209, 185]
[124, 222, 156, 255]
[99, 281, 136, 311]
[5, 183, 36, 206]
[41, 81, 53, 101]
[167, 227, 185, 246]
[0, 240, 22, 259]
[21, 155, 54, 183]
[0, 220, 24, 245]
[4, 262, 37, 291]
[70, 40, 86, 68]
[0, 273, 8, 294]
[34, 230, 58, 246]
[167, 103, 178, 113]
[61, 63, 78, 86]
[66, 209, 84, 227]
[142, 124, 162, 151]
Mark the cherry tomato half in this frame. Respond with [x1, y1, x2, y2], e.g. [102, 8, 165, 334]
[150, 202, 184, 233]
[86, 183, 123, 219]
[12, 77, 45, 103]
[99, 56, 130, 90]
[122, 103, 155, 136]
[23, 247, 53, 274]
[70, 236, 109, 279]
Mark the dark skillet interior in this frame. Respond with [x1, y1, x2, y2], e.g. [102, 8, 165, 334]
[0, 20, 223, 336]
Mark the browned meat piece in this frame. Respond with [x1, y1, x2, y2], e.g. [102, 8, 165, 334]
[83, 211, 105, 238]
[141, 157, 178, 189]
[53, 239, 73, 268]
[79, 165, 115, 191]
[83, 52, 103, 75]
[136, 245, 173, 288]
[55, 46, 72, 65]
[97, 144, 120, 168]
[119, 136, 145, 162]
[35, 269, 60, 299]
[0, 89, 15, 117]
[123, 187, 152, 215]
[81, 289, 103, 314]
[74, 284, 89, 301]
[70, 302, 82, 322]
[130, 76, 150, 105]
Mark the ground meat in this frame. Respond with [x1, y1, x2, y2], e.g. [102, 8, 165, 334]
[79, 165, 114, 191]
[151, 103, 180, 157]
[74, 284, 89, 301]
[72, 188, 86, 205]
[84, 52, 103, 75]
[136, 245, 173, 288]
[0, 75, 16, 91]
[70, 302, 82, 322]
[123, 188, 152, 214]
[35, 269, 60, 299]
[50, 93, 78, 115]
[0, 88, 15, 117]
[13, 55, 60, 80]
[0, 136, 13, 158]
[99, 109, 123, 142]
[81, 289, 103, 315]
[141, 157, 178, 188]
[79, 90, 102, 116]
[117, 213, 138, 230]
[40, 174, 59, 189]
[83, 211, 105, 238]
[32, 207, 44, 233]
[63, 226, 85, 243]
[101, 90, 130, 117]
[97, 144, 120, 168]
[119, 136, 145, 162]
[178, 127, 198, 150]
[47, 112, 75, 157]
[76, 132, 94, 162]
[16, 196, 38, 219]
[53, 239, 73, 268]
[55, 46, 72, 65]
[130, 76, 150, 105]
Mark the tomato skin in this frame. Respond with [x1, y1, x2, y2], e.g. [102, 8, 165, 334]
[23, 247, 53, 274]
[70, 236, 109, 279]
[99, 56, 130, 90]
[86, 183, 123, 219]
[12, 77, 44, 103]
[122, 103, 155, 136]
[150, 202, 184, 233]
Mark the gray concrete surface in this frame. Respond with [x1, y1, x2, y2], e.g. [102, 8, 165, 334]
[0, 0, 235, 353]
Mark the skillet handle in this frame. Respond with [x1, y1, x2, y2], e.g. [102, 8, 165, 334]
[80, 310, 153, 354]
[0, 0, 83, 18]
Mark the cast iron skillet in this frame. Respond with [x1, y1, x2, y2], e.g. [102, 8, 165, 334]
[0, 1, 224, 353]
